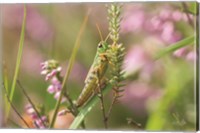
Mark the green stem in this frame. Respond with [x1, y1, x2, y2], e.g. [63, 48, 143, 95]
[155, 35, 195, 59]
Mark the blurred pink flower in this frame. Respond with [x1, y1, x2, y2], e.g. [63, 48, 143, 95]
[47, 85, 56, 94]
[2, 5, 54, 43]
[173, 46, 196, 63]
[21, 44, 44, 76]
[121, 4, 195, 63]
[120, 82, 162, 116]
[160, 21, 182, 43]
[186, 51, 197, 62]
[121, 8, 145, 33]
[148, 16, 163, 32]
[172, 10, 183, 22]
[173, 47, 188, 57]
[25, 104, 48, 128]
[120, 5, 195, 45]
[159, 8, 172, 21]
[123, 45, 152, 76]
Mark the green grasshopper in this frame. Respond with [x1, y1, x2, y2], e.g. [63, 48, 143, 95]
[76, 29, 110, 107]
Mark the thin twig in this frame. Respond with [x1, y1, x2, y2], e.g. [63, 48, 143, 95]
[126, 118, 142, 129]
[63, 91, 78, 115]
[2, 84, 30, 128]
[17, 80, 46, 127]
[105, 90, 118, 121]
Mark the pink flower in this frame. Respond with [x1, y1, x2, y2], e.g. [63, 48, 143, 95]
[120, 6, 145, 33]
[186, 51, 197, 62]
[41, 70, 48, 75]
[58, 109, 69, 116]
[160, 21, 174, 42]
[41, 116, 47, 121]
[172, 10, 183, 22]
[51, 77, 61, 86]
[45, 69, 58, 80]
[47, 85, 56, 94]
[149, 16, 163, 31]
[123, 45, 151, 76]
[41, 60, 66, 102]
[120, 82, 162, 115]
[159, 8, 172, 21]
[25, 104, 48, 128]
[173, 47, 187, 57]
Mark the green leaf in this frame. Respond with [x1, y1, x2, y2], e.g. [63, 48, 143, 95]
[6, 5, 27, 120]
[154, 35, 195, 60]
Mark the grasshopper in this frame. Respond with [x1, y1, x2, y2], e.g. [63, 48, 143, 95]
[76, 29, 110, 107]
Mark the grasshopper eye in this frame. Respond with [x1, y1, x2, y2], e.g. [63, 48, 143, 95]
[98, 43, 103, 48]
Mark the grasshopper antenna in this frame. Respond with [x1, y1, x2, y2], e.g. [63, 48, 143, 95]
[96, 23, 103, 42]
[95, 23, 111, 42]
[105, 32, 111, 42]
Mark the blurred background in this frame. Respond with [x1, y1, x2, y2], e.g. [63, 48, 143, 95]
[1, 2, 197, 130]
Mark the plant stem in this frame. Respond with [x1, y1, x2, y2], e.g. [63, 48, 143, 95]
[155, 35, 195, 59]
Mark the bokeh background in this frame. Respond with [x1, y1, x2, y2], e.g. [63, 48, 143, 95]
[1, 2, 197, 130]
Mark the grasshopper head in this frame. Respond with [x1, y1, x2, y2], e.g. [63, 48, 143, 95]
[97, 41, 109, 53]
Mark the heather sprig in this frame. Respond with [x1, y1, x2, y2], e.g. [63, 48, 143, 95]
[40, 60, 66, 102]
[25, 104, 48, 128]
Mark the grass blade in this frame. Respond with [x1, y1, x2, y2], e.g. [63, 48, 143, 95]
[155, 35, 195, 60]
[6, 5, 27, 120]
[49, 12, 89, 128]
